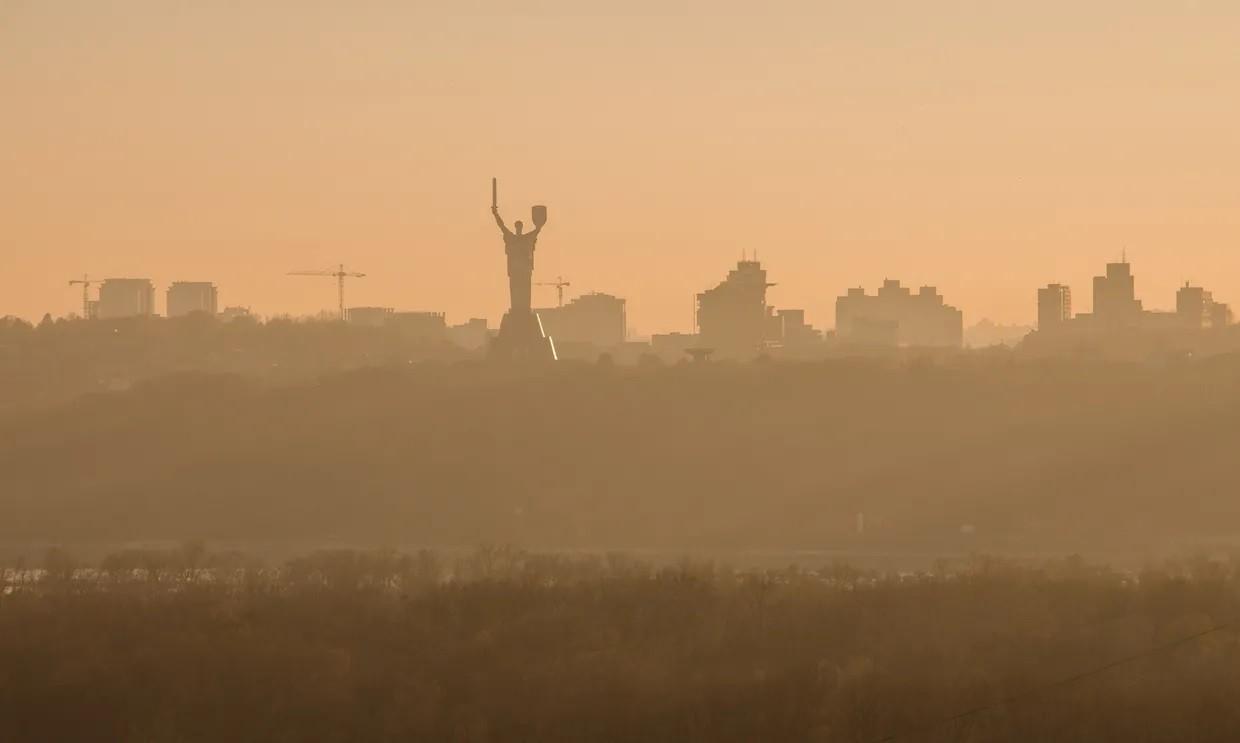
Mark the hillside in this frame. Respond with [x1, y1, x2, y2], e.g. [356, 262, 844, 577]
[4, 357, 1240, 555]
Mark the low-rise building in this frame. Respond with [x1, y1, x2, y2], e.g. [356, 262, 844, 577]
[448, 318, 490, 351]
[536, 292, 627, 348]
[219, 306, 253, 323]
[650, 332, 699, 360]
[346, 306, 393, 327]
[390, 311, 448, 341]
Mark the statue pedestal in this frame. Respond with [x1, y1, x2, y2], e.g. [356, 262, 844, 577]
[490, 310, 557, 361]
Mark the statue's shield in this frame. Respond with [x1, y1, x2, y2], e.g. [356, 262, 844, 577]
[531, 205, 548, 228]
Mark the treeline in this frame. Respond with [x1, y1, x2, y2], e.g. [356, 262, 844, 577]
[4, 356, 1240, 554]
[3, 547, 1239, 742]
[0, 314, 468, 410]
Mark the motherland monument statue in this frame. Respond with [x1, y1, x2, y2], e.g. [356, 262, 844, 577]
[489, 177, 557, 360]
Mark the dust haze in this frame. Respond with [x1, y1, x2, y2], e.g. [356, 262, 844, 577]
[4, 2, 1240, 741]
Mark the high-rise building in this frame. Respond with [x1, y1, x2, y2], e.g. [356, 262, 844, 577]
[696, 260, 773, 356]
[835, 280, 963, 347]
[97, 279, 155, 319]
[1176, 284, 1209, 328]
[166, 282, 218, 318]
[1092, 261, 1142, 325]
[1029, 262, 1233, 356]
[1038, 284, 1072, 331]
[536, 292, 626, 348]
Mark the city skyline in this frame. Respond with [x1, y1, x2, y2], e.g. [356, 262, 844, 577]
[13, 250, 1231, 338]
[7, 5, 1240, 740]
[4, 2, 1239, 332]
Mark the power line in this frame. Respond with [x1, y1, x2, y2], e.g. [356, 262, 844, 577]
[870, 622, 1232, 742]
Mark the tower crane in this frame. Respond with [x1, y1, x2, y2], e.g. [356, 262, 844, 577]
[288, 264, 366, 321]
[68, 274, 95, 318]
[535, 275, 571, 307]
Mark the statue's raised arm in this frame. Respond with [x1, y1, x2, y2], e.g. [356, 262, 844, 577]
[492, 206, 513, 238]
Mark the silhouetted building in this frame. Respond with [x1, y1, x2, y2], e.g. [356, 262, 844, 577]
[97, 279, 155, 319]
[219, 306, 253, 323]
[1212, 303, 1233, 329]
[1176, 283, 1231, 329]
[696, 260, 774, 356]
[773, 308, 822, 347]
[1059, 261, 1229, 333]
[390, 311, 447, 341]
[835, 280, 963, 347]
[1092, 261, 1142, 326]
[966, 320, 1034, 348]
[536, 292, 626, 347]
[1177, 284, 1209, 328]
[166, 282, 218, 318]
[347, 307, 393, 327]
[1025, 260, 1235, 359]
[1038, 284, 1072, 332]
[448, 318, 490, 351]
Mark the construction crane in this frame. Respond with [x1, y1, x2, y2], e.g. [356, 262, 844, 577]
[68, 274, 94, 318]
[535, 275, 571, 307]
[288, 263, 366, 321]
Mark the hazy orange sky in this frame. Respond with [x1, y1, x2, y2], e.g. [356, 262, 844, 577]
[2, 1, 1238, 334]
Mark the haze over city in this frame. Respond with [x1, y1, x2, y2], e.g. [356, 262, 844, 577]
[4, 1, 1240, 331]
[6, 4, 1240, 741]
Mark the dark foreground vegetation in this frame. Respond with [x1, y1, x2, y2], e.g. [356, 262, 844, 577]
[4, 353, 1240, 554]
[3, 547, 1239, 742]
